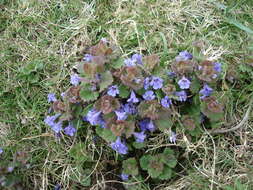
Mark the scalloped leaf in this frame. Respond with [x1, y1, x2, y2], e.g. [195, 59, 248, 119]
[99, 71, 113, 92]
[140, 155, 152, 171]
[154, 117, 173, 131]
[158, 165, 172, 180]
[119, 85, 130, 98]
[122, 158, 139, 176]
[143, 54, 160, 72]
[80, 84, 99, 102]
[111, 57, 124, 69]
[96, 127, 117, 143]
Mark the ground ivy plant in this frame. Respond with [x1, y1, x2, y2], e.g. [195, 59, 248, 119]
[44, 38, 225, 184]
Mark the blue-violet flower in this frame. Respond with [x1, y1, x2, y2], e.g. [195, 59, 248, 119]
[175, 91, 187, 102]
[107, 85, 119, 97]
[47, 93, 57, 103]
[150, 76, 163, 90]
[70, 74, 81, 86]
[110, 137, 128, 155]
[161, 96, 172, 108]
[64, 124, 77, 136]
[127, 91, 139, 103]
[139, 119, 156, 132]
[120, 173, 129, 181]
[142, 90, 155, 101]
[133, 131, 146, 143]
[178, 76, 191, 89]
[199, 84, 213, 99]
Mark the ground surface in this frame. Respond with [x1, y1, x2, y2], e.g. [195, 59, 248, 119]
[0, 0, 253, 189]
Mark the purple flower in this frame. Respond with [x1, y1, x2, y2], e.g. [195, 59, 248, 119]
[70, 74, 81, 86]
[139, 119, 155, 132]
[175, 51, 193, 62]
[150, 76, 163, 90]
[143, 90, 155, 100]
[44, 114, 61, 127]
[51, 122, 63, 133]
[214, 62, 222, 73]
[132, 54, 142, 65]
[64, 124, 77, 136]
[86, 109, 104, 126]
[101, 37, 108, 43]
[115, 109, 128, 121]
[120, 173, 129, 181]
[175, 91, 187, 102]
[161, 96, 172, 108]
[83, 54, 93, 62]
[127, 91, 139, 103]
[167, 71, 176, 78]
[0, 148, 3, 154]
[199, 84, 213, 99]
[107, 85, 119, 97]
[123, 103, 137, 115]
[60, 92, 66, 98]
[178, 76, 191, 89]
[110, 137, 128, 155]
[47, 93, 57, 103]
[54, 184, 61, 190]
[124, 58, 136, 67]
[169, 131, 177, 143]
[7, 166, 14, 173]
[133, 131, 146, 143]
[143, 77, 151, 90]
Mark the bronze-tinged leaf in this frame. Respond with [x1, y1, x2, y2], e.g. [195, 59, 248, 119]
[171, 60, 194, 74]
[182, 116, 196, 131]
[124, 120, 135, 138]
[89, 41, 112, 56]
[91, 55, 106, 65]
[67, 86, 81, 97]
[138, 100, 161, 120]
[83, 61, 105, 77]
[143, 54, 160, 72]
[52, 101, 66, 112]
[197, 60, 217, 82]
[65, 86, 82, 103]
[95, 95, 120, 114]
[110, 120, 126, 137]
[162, 84, 176, 95]
[109, 120, 135, 138]
[149, 157, 164, 172]
[120, 66, 144, 90]
[204, 96, 223, 113]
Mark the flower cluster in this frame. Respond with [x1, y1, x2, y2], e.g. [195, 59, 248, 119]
[44, 39, 224, 183]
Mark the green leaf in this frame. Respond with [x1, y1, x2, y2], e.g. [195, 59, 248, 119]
[155, 89, 163, 101]
[162, 148, 177, 168]
[69, 143, 91, 163]
[96, 126, 117, 142]
[132, 141, 146, 149]
[122, 158, 139, 176]
[111, 57, 124, 69]
[158, 165, 172, 180]
[140, 155, 151, 171]
[148, 166, 163, 178]
[119, 85, 130, 98]
[190, 76, 201, 93]
[82, 104, 94, 116]
[227, 18, 253, 35]
[80, 84, 99, 102]
[99, 71, 113, 92]
[154, 118, 173, 131]
[19, 60, 44, 75]
[69, 167, 91, 187]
